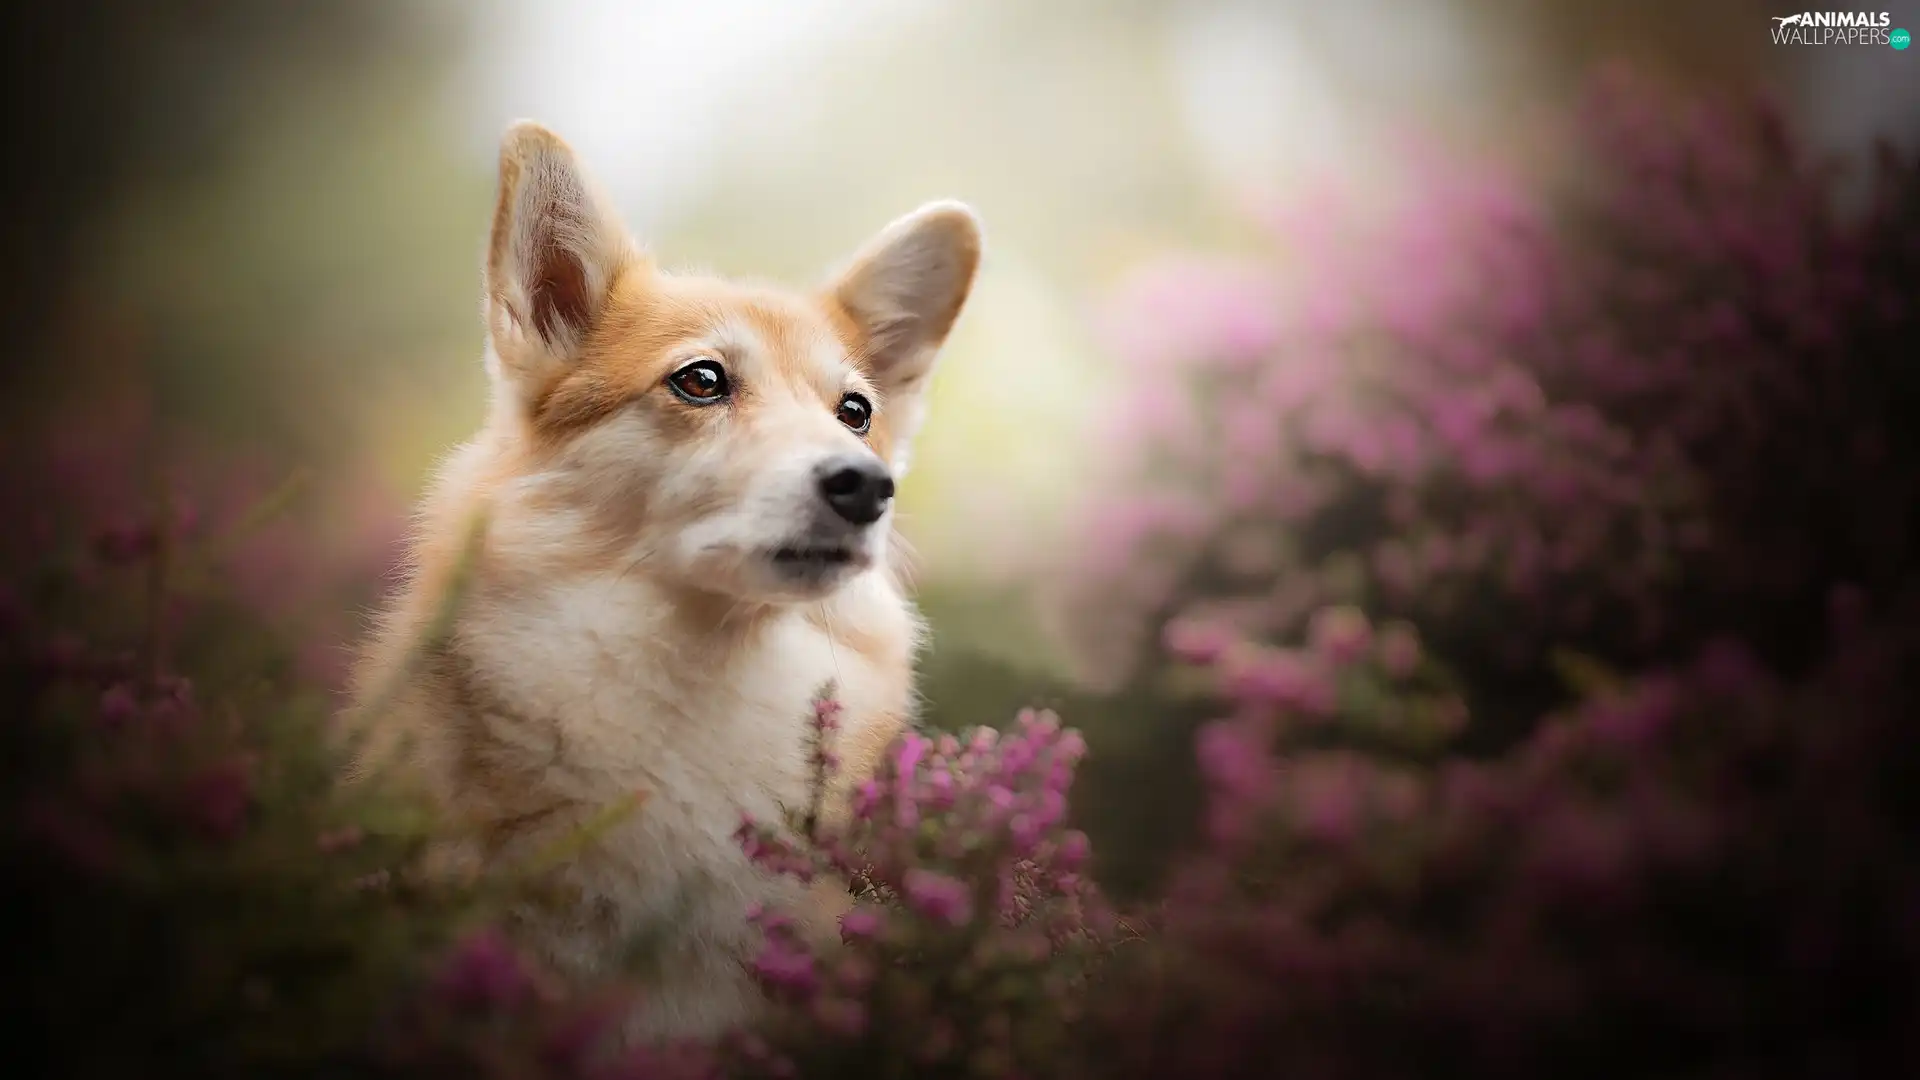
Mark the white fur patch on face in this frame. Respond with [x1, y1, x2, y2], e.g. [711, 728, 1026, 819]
[807, 333, 868, 400]
[702, 316, 768, 370]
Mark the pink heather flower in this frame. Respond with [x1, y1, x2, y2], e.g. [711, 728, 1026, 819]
[1375, 622, 1422, 679]
[315, 826, 364, 854]
[1222, 470, 1267, 513]
[998, 740, 1039, 779]
[37, 633, 88, 677]
[142, 680, 201, 737]
[1054, 725, 1087, 762]
[1195, 720, 1275, 804]
[1223, 403, 1282, 460]
[1503, 526, 1548, 592]
[1421, 534, 1458, 577]
[1054, 829, 1092, 872]
[1427, 386, 1491, 448]
[1299, 397, 1365, 458]
[892, 732, 928, 780]
[1202, 799, 1259, 848]
[1431, 696, 1470, 737]
[744, 901, 795, 933]
[1458, 435, 1523, 484]
[1376, 416, 1429, 478]
[435, 929, 533, 1011]
[924, 766, 957, 808]
[537, 1001, 625, 1073]
[1694, 638, 1765, 696]
[1526, 803, 1636, 902]
[901, 868, 975, 927]
[986, 784, 1018, 820]
[1372, 769, 1423, 822]
[1626, 784, 1719, 868]
[1253, 353, 1335, 413]
[1521, 718, 1592, 780]
[752, 936, 820, 996]
[1216, 297, 1284, 363]
[810, 995, 868, 1038]
[1346, 426, 1398, 479]
[180, 756, 254, 841]
[1032, 787, 1068, 831]
[91, 521, 159, 564]
[1372, 541, 1421, 596]
[1285, 756, 1368, 845]
[97, 683, 140, 728]
[917, 1019, 959, 1065]
[851, 780, 881, 821]
[1307, 605, 1373, 666]
[294, 639, 353, 692]
[812, 694, 844, 728]
[1163, 615, 1238, 666]
[1587, 677, 1680, 749]
[1217, 526, 1283, 578]
[831, 954, 877, 994]
[1220, 646, 1337, 716]
[839, 906, 884, 941]
[1438, 760, 1504, 817]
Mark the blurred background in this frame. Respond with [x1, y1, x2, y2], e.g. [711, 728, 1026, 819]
[5, 0, 1916, 893]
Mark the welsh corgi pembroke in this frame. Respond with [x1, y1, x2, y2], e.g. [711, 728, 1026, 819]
[345, 120, 981, 1039]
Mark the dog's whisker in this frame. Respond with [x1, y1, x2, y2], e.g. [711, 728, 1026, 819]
[820, 603, 846, 690]
[614, 547, 658, 585]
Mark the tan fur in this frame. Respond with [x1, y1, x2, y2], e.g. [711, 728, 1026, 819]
[343, 121, 980, 1040]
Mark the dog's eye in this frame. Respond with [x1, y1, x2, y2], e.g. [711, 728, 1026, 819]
[836, 392, 872, 435]
[667, 359, 729, 404]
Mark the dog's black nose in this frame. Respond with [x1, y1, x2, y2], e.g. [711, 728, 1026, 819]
[816, 456, 895, 526]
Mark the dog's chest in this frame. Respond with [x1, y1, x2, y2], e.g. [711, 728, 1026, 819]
[456, 573, 909, 833]
[478, 582, 836, 786]
[445, 575, 904, 967]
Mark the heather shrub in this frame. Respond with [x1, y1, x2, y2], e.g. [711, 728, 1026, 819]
[0, 428, 659, 1078]
[1062, 66, 1919, 752]
[733, 695, 1119, 1080]
[1069, 613, 1920, 1079]
[1047, 66, 1920, 1077]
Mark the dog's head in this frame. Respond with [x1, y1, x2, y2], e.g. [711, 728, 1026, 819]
[480, 122, 980, 603]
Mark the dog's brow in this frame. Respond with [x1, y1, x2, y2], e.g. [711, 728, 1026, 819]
[807, 334, 858, 388]
[705, 315, 767, 363]
[843, 366, 878, 399]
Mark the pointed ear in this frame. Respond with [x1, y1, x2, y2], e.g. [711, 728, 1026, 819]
[825, 201, 981, 456]
[485, 121, 633, 389]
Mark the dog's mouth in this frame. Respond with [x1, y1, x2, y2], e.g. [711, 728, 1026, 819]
[771, 544, 857, 568]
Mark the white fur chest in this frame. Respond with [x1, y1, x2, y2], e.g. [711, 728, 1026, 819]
[443, 567, 900, 960]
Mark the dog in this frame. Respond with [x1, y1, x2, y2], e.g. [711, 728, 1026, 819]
[342, 120, 980, 1039]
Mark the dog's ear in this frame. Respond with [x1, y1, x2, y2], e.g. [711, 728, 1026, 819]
[825, 201, 981, 468]
[484, 121, 634, 391]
